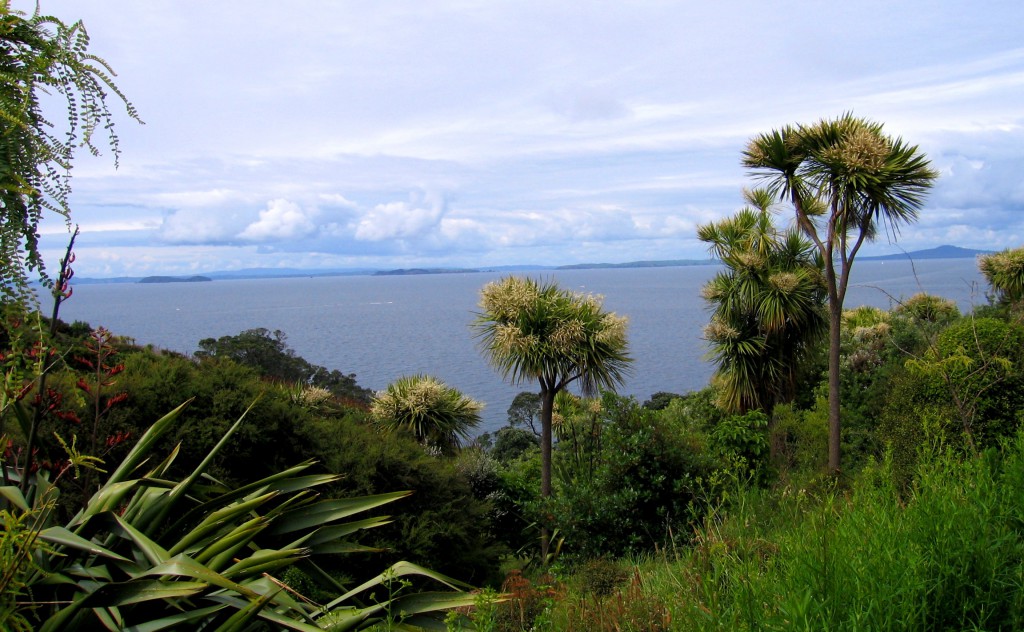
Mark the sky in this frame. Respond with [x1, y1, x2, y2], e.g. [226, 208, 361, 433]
[20, 1, 1024, 278]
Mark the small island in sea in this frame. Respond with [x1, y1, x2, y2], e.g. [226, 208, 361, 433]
[374, 268, 480, 276]
[138, 275, 213, 284]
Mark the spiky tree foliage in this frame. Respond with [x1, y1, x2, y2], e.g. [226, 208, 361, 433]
[1, 402, 475, 630]
[370, 374, 483, 455]
[743, 114, 938, 473]
[979, 247, 1024, 307]
[699, 188, 827, 414]
[0, 5, 140, 300]
[473, 276, 631, 559]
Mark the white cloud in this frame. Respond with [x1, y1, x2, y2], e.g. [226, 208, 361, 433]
[12, 0, 1024, 276]
[239, 199, 318, 242]
[158, 208, 244, 244]
[355, 193, 446, 241]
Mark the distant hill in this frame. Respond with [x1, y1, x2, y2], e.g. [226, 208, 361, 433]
[374, 268, 479, 276]
[861, 245, 993, 261]
[138, 275, 212, 284]
[557, 259, 715, 270]
[69, 245, 994, 285]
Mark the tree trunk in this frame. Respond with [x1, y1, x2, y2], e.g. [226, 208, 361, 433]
[828, 301, 842, 474]
[539, 388, 555, 563]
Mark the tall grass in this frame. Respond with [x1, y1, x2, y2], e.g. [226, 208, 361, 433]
[548, 430, 1024, 631]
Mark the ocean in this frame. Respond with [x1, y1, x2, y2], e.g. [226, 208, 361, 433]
[58, 259, 987, 434]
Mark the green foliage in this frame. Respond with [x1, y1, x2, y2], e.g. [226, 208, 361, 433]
[547, 569, 672, 632]
[488, 426, 539, 464]
[699, 188, 827, 413]
[888, 316, 1024, 458]
[641, 391, 682, 411]
[979, 246, 1024, 306]
[196, 328, 373, 403]
[111, 351, 309, 483]
[3, 403, 476, 630]
[574, 557, 630, 597]
[371, 374, 483, 454]
[770, 401, 829, 476]
[894, 292, 960, 326]
[0, 509, 38, 631]
[663, 436, 1024, 630]
[547, 393, 718, 560]
[298, 415, 505, 585]
[0, 5, 140, 298]
[710, 410, 770, 483]
[652, 387, 724, 432]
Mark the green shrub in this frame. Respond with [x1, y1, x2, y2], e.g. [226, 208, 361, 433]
[886, 316, 1024, 461]
[547, 393, 718, 560]
[298, 415, 505, 585]
[615, 431, 1024, 631]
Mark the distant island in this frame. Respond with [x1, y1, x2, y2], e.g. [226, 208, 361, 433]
[374, 268, 480, 276]
[138, 276, 213, 284]
[860, 245, 992, 261]
[66, 244, 994, 285]
[558, 259, 714, 270]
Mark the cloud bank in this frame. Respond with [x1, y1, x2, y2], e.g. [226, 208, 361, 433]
[20, 0, 1024, 277]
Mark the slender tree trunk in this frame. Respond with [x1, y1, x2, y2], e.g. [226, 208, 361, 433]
[827, 301, 842, 474]
[539, 387, 555, 563]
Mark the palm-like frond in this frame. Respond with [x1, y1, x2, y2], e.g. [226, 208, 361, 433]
[370, 374, 483, 454]
[473, 277, 632, 396]
[979, 248, 1024, 305]
[698, 197, 826, 413]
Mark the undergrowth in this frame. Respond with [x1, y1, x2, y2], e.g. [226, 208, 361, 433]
[539, 430, 1024, 631]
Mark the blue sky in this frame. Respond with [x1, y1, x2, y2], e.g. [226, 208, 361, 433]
[22, 1, 1024, 277]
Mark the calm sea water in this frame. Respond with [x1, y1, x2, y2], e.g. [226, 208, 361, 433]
[58, 259, 985, 434]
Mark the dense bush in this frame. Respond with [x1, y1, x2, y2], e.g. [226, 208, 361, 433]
[881, 316, 1024, 471]
[297, 415, 505, 585]
[546, 393, 718, 560]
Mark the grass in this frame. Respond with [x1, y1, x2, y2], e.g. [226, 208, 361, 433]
[528, 430, 1024, 631]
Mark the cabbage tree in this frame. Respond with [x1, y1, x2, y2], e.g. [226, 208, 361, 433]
[699, 188, 827, 413]
[473, 276, 631, 559]
[743, 114, 938, 473]
[371, 374, 483, 455]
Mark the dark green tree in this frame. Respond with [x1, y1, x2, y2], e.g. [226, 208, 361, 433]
[507, 390, 541, 436]
[743, 114, 939, 473]
[195, 328, 372, 403]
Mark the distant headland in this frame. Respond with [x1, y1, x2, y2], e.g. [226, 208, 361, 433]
[374, 268, 480, 276]
[68, 244, 993, 285]
[138, 276, 213, 284]
[859, 245, 990, 261]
